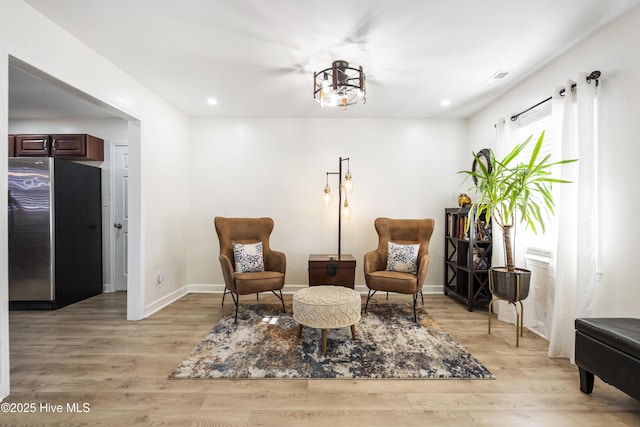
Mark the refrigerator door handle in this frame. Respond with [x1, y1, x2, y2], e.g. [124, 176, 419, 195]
[114, 223, 123, 229]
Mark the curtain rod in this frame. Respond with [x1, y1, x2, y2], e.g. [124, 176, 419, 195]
[509, 70, 601, 122]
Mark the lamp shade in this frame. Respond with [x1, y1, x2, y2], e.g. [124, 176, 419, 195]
[342, 198, 352, 220]
[322, 184, 333, 207]
[342, 171, 354, 193]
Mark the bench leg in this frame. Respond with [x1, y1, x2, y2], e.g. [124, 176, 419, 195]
[321, 329, 327, 353]
[579, 367, 594, 394]
[351, 324, 357, 340]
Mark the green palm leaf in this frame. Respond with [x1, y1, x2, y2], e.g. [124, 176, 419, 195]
[458, 132, 577, 271]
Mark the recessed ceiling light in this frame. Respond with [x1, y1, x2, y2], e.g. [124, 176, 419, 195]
[207, 98, 218, 106]
[441, 99, 452, 107]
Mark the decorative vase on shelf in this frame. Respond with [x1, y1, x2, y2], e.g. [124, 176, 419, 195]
[458, 193, 471, 207]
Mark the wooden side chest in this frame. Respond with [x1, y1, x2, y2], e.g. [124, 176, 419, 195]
[308, 254, 356, 288]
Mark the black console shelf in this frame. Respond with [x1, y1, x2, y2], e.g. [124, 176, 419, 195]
[444, 207, 493, 311]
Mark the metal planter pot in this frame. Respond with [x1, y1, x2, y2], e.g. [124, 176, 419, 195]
[489, 267, 531, 302]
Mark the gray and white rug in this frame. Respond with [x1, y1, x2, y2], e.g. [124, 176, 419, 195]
[169, 303, 493, 379]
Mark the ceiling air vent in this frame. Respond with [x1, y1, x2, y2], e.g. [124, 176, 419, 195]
[483, 70, 511, 86]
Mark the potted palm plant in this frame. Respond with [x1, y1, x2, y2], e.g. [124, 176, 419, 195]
[459, 131, 577, 301]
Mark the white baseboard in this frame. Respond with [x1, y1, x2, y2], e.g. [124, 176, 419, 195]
[423, 284, 445, 295]
[144, 286, 190, 318]
[142, 283, 447, 318]
[190, 283, 444, 295]
[186, 284, 225, 293]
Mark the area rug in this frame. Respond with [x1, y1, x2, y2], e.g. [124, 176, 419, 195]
[169, 303, 493, 379]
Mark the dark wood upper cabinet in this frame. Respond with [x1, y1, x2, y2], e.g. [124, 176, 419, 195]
[15, 134, 50, 156]
[51, 134, 103, 160]
[8, 134, 15, 157]
[14, 134, 104, 161]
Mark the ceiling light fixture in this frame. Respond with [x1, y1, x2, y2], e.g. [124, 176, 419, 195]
[207, 97, 218, 105]
[314, 60, 366, 110]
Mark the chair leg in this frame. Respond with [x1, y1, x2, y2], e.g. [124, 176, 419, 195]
[365, 289, 377, 313]
[222, 288, 228, 307]
[412, 292, 418, 322]
[256, 293, 259, 302]
[271, 290, 286, 313]
[230, 292, 239, 323]
[420, 290, 424, 305]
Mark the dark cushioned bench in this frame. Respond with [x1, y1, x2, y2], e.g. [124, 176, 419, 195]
[575, 318, 640, 400]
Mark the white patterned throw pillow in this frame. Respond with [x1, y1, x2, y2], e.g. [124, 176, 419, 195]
[232, 241, 265, 273]
[385, 242, 420, 274]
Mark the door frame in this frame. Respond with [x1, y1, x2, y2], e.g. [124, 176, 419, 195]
[109, 141, 129, 293]
[2, 55, 145, 399]
[1, 47, 10, 400]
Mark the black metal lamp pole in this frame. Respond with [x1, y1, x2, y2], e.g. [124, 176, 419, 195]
[338, 157, 343, 259]
[325, 157, 350, 260]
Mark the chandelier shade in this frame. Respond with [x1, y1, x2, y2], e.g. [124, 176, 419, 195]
[314, 60, 366, 109]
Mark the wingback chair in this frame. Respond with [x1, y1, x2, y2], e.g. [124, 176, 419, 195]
[364, 217, 435, 321]
[214, 217, 286, 322]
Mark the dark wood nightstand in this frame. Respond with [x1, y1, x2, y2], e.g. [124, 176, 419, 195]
[308, 254, 356, 288]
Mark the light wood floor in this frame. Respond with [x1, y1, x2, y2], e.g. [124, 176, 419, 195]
[4, 291, 639, 426]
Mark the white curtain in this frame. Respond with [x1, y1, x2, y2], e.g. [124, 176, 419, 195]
[548, 74, 598, 361]
[492, 74, 599, 351]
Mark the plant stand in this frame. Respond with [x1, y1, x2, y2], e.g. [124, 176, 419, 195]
[487, 268, 530, 347]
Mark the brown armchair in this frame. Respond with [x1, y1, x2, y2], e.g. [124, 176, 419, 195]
[214, 217, 286, 322]
[364, 217, 435, 321]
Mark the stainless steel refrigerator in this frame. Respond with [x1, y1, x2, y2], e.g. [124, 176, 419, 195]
[8, 157, 102, 309]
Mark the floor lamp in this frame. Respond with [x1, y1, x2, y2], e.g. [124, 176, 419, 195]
[322, 157, 353, 259]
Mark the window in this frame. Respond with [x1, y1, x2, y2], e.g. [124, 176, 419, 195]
[516, 103, 553, 166]
[513, 103, 555, 253]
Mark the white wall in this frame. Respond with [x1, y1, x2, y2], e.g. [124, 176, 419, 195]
[188, 118, 467, 292]
[1, 0, 191, 399]
[468, 4, 640, 318]
[8, 118, 127, 139]
[9, 118, 129, 290]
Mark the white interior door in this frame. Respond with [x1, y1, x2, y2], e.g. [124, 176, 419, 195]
[113, 145, 129, 291]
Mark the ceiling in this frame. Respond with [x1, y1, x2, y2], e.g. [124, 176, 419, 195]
[9, 63, 122, 119]
[10, 0, 640, 119]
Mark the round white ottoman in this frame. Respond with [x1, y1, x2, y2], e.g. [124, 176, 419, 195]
[293, 285, 361, 353]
